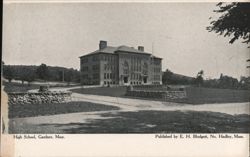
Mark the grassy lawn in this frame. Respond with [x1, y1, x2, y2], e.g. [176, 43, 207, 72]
[3, 81, 40, 93]
[71, 86, 250, 104]
[33, 110, 250, 133]
[185, 87, 250, 104]
[71, 86, 127, 97]
[9, 101, 120, 118]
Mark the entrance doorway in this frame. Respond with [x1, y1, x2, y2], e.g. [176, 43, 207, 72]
[143, 77, 147, 84]
[124, 76, 128, 83]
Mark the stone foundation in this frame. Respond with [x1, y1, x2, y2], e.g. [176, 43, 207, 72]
[8, 92, 72, 105]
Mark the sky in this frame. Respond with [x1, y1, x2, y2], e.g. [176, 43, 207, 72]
[3, 3, 250, 79]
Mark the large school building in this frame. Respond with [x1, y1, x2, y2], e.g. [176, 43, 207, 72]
[80, 40, 162, 86]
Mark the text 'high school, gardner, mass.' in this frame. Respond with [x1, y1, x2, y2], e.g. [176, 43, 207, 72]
[80, 40, 162, 86]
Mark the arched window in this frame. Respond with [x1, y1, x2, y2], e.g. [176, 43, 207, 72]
[123, 60, 129, 75]
[142, 62, 148, 75]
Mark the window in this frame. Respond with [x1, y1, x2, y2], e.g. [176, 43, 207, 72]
[82, 57, 88, 63]
[154, 59, 161, 65]
[124, 70, 128, 74]
[154, 67, 161, 73]
[82, 66, 88, 72]
[104, 73, 106, 79]
[92, 55, 99, 61]
[142, 62, 148, 75]
[93, 73, 99, 79]
[123, 61, 129, 75]
[82, 74, 88, 79]
[154, 75, 160, 80]
[92, 65, 99, 71]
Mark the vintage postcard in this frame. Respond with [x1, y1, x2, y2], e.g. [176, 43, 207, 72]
[1, 1, 250, 156]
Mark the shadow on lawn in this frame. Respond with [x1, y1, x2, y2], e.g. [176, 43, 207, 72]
[9, 101, 120, 118]
[42, 110, 250, 133]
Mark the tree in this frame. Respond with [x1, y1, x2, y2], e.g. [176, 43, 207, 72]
[64, 69, 73, 85]
[3, 65, 14, 82]
[19, 68, 29, 84]
[19, 68, 36, 85]
[239, 76, 250, 89]
[194, 70, 204, 87]
[207, 3, 250, 44]
[219, 73, 239, 89]
[26, 73, 36, 86]
[36, 63, 49, 81]
[162, 69, 173, 85]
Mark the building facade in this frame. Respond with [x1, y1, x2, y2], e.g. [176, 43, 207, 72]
[80, 41, 162, 86]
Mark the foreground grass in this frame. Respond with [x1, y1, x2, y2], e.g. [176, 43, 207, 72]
[9, 110, 250, 133]
[58, 110, 250, 133]
[9, 101, 120, 118]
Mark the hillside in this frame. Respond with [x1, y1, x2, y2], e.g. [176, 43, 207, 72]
[2, 64, 80, 83]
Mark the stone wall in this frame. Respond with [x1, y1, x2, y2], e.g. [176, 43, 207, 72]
[126, 90, 187, 101]
[162, 91, 187, 100]
[8, 92, 72, 105]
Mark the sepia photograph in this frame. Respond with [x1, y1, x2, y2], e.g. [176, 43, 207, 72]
[2, 2, 250, 135]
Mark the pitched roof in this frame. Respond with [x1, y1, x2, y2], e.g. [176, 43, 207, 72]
[80, 45, 160, 58]
[116, 45, 150, 54]
[87, 46, 117, 55]
[80, 45, 151, 58]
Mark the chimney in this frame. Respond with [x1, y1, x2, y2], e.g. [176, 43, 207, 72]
[138, 46, 144, 51]
[99, 40, 107, 50]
